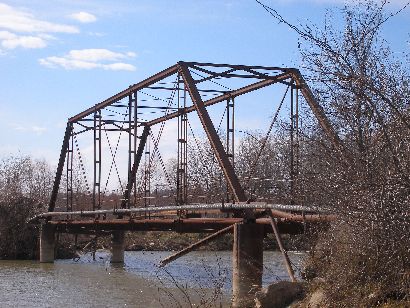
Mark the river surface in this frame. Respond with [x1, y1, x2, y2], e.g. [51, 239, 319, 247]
[0, 251, 306, 307]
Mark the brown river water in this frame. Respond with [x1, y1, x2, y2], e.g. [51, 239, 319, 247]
[0, 251, 306, 307]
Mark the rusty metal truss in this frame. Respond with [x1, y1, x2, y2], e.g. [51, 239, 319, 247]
[48, 61, 346, 220]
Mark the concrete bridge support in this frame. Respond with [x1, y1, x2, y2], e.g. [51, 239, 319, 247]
[232, 223, 264, 308]
[111, 231, 125, 263]
[40, 224, 56, 263]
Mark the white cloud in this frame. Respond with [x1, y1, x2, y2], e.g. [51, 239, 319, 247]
[0, 3, 78, 51]
[103, 62, 136, 71]
[39, 56, 99, 70]
[0, 30, 46, 49]
[38, 33, 56, 40]
[0, 3, 78, 34]
[69, 12, 97, 23]
[0, 31, 15, 40]
[67, 48, 134, 62]
[39, 48, 136, 71]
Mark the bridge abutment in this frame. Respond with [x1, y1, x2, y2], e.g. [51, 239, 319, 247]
[111, 231, 125, 263]
[232, 222, 264, 308]
[40, 224, 56, 263]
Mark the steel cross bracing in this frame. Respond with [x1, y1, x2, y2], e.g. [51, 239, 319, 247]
[47, 61, 347, 223]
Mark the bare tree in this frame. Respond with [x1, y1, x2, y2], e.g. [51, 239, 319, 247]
[256, 0, 410, 305]
[0, 155, 53, 259]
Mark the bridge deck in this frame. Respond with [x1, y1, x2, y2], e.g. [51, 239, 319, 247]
[48, 212, 334, 234]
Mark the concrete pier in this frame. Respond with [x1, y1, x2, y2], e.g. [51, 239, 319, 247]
[111, 231, 125, 263]
[40, 224, 56, 263]
[232, 223, 264, 308]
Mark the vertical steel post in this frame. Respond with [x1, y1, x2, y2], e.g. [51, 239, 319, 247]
[177, 85, 188, 205]
[93, 113, 96, 211]
[176, 73, 181, 205]
[295, 87, 300, 198]
[183, 85, 188, 205]
[93, 110, 102, 211]
[290, 83, 300, 205]
[231, 97, 235, 169]
[177, 79, 188, 207]
[98, 111, 102, 209]
[226, 97, 235, 202]
[127, 91, 132, 208]
[127, 89, 135, 209]
[133, 91, 138, 207]
[290, 83, 295, 204]
[144, 132, 151, 216]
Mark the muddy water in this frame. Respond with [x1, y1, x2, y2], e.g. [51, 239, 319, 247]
[0, 251, 306, 307]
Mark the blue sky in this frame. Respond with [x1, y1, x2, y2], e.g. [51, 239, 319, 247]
[0, 0, 409, 166]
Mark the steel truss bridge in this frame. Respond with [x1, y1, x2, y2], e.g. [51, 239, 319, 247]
[31, 62, 343, 307]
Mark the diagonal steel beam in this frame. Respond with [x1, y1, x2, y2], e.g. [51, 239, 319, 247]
[178, 62, 248, 207]
[267, 211, 296, 282]
[48, 122, 73, 212]
[69, 64, 179, 123]
[159, 224, 236, 267]
[121, 125, 150, 208]
[290, 69, 350, 160]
